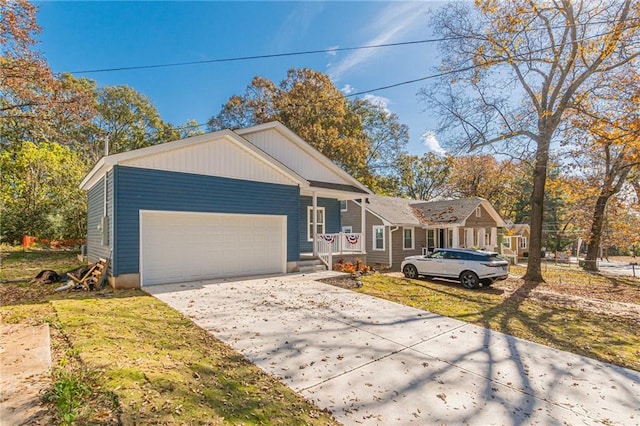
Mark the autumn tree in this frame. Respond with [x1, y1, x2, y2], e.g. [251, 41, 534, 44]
[395, 152, 453, 201]
[70, 85, 180, 164]
[209, 68, 409, 185]
[444, 155, 531, 223]
[0, 0, 94, 146]
[423, 0, 640, 282]
[567, 69, 640, 270]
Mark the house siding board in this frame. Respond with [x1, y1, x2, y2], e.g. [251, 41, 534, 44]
[342, 200, 364, 233]
[86, 175, 110, 262]
[299, 196, 341, 252]
[112, 165, 300, 276]
[120, 136, 297, 186]
[242, 128, 345, 185]
[463, 205, 497, 227]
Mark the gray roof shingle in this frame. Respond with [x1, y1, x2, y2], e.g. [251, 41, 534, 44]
[364, 196, 491, 226]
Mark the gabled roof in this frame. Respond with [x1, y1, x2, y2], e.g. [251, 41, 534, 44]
[80, 122, 372, 198]
[79, 129, 307, 191]
[236, 122, 371, 196]
[412, 197, 506, 227]
[357, 195, 506, 228]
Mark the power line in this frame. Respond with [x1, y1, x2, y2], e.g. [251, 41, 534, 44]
[68, 16, 640, 75]
[69, 38, 456, 74]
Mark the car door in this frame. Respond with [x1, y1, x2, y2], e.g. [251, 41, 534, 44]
[415, 251, 445, 276]
[442, 251, 466, 278]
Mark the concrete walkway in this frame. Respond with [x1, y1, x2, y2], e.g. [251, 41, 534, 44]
[146, 272, 640, 425]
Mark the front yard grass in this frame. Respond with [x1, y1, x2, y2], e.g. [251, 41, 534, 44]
[0, 248, 337, 425]
[358, 265, 640, 372]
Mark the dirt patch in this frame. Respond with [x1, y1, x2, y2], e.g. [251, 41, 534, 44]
[318, 275, 363, 289]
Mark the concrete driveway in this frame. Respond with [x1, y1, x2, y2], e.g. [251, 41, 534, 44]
[146, 272, 640, 425]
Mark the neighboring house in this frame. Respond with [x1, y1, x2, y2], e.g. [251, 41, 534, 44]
[502, 224, 530, 261]
[80, 121, 371, 288]
[341, 195, 507, 270]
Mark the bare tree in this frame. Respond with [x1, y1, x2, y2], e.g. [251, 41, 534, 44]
[422, 0, 640, 282]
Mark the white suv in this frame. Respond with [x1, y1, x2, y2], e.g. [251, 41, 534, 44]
[401, 248, 509, 289]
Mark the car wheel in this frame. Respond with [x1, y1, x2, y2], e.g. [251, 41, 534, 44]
[403, 264, 418, 279]
[460, 271, 480, 289]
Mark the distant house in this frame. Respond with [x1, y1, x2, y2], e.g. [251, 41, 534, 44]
[341, 195, 507, 270]
[502, 224, 530, 261]
[80, 121, 371, 288]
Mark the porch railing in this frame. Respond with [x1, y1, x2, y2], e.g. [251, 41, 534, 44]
[314, 233, 364, 267]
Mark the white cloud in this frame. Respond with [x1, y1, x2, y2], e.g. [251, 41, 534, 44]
[421, 131, 446, 155]
[328, 2, 432, 80]
[326, 45, 339, 57]
[341, 84, 355, 94]
[363, 94, 391, 113]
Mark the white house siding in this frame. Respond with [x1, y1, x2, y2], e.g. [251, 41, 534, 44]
[241, 128, 345, 185]
[120, 136, 297, 187]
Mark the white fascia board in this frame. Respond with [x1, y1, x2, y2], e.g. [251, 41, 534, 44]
[236, 121, 372, 195]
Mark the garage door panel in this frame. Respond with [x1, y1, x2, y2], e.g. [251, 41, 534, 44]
[141, 211, 286, 286]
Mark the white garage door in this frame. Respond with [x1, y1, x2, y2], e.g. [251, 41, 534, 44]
[141, 211, 286, 286]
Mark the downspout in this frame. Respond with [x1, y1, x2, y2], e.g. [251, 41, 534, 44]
[389, 226, 399, 268]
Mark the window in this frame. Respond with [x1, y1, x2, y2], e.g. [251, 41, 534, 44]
[342, 226, 352, 233]
[503, 237, 511, 248]
[340, 200, 348, 212]
[475, 207, 481, 217]
[307, 206, 325, 241]
[520, 237, 528, 249]
[373, 226, 385, 250]
[403, 227, 414, 250]
[427, 229, 436, 250]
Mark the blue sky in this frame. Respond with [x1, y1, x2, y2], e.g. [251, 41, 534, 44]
[35, 1, 446, 155]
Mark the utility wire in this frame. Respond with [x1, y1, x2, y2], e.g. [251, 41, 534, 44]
[174, 25, 629, 133]
[68, 17, 640, 74]
[70, 38, 457, 74]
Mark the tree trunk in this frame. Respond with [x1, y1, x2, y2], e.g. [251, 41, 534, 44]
[584, 194, 611, 271]
[523, 143, 549, 283]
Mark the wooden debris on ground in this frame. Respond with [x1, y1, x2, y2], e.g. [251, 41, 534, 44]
[55, 258, 109, 292]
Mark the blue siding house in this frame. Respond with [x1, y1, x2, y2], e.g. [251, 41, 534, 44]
[80, 122, 371, 288]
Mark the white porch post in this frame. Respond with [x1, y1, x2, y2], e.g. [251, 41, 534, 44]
[312, 193, 318, 257]
[491, 227, 498, 248]
[360, 197, 366, 253]
[479, 227, 486, 248]
[452, 226, 459, 248]
[465, 228, 474, 247]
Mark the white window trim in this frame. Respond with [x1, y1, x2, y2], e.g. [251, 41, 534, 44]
[520, 237, 528, 249]
[340, 200, 348, 212]
[342, 225, 352, 233]
[307, 206, 325, 242]
[403, 227, 414, 250]
[475, 207, 481, 217]
[373, 225, 385, 251]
